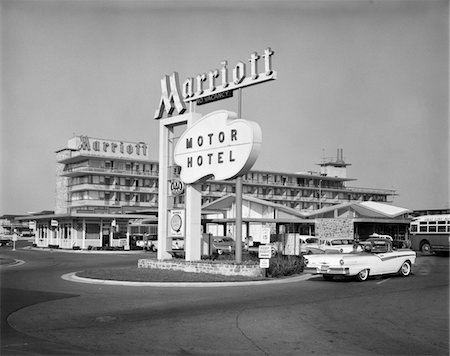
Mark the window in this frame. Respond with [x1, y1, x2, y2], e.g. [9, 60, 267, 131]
[86, 224, 100, 239]
[438, 225, 446, 233]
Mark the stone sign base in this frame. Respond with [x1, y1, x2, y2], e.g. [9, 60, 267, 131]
[138, 259, 264, 277]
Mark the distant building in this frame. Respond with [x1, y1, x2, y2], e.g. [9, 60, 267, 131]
[13, 135, 398, 250]
[412, 208, 450, 217]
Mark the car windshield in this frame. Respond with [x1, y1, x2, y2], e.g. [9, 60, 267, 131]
[360, 241, 390, 253]
[215, 237, 233, 243]
[306, 238, 318, 243]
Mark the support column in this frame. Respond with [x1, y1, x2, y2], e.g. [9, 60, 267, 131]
[235, 176, 243, 263]
[185, 183, 202, 261]
[125, 228, 130, 250]
[157, 118, 173, 260]
[82, 219, 86, 249]
[157, 113, 202, 261]
[235, 88, 243, 264]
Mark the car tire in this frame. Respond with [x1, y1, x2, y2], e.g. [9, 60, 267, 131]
[420, 241, 431, 255]
[399, 261, 411, 277]
[356, 269, 369, 282]
[323, 274, 334, 281]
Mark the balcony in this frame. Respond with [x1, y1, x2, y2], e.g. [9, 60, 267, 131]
[67, 199, 157, 208]
[62, 166, 159, 178]
[68, 183, 158, 194]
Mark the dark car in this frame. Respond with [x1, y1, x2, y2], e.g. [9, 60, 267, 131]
[212, 237, 235, 255]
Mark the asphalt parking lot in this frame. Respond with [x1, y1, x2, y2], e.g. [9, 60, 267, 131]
[1, 245, 449, 355]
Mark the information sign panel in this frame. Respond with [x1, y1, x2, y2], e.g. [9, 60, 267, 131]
[261, 227, 271, 244]
[258, 245, 272, 259]
[259, 258, 270, 268]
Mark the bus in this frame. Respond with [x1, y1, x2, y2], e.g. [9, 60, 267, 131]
[409, 214, 450, 254]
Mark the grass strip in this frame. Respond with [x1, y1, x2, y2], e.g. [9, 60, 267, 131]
[77, 266, 266, 283]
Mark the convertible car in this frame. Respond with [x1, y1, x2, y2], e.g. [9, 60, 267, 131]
[303, 238, 416, 282]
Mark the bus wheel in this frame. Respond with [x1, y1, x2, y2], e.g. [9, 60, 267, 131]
[420, 242, 431, 255]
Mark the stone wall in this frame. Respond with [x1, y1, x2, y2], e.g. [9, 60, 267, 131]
[138, 259, 264, 277]
[315, 218, 354, 239]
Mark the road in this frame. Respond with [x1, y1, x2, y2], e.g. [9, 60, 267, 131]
[1, 244, 448, 355]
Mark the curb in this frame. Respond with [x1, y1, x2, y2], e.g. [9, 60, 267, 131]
[23, 246, 146, 254]
[0, 258, 25, 268]
[62, 272, 313, 288]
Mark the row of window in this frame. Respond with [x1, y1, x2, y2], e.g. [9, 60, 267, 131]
[67, 159, 158, 172]
[70, 176, 158, 188]
[243, 172, 345, 189]
[71, 191, 157, 203]
[411, 221, 450, 233]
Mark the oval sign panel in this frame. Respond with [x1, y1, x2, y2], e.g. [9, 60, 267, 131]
[174, 110, 262, 184]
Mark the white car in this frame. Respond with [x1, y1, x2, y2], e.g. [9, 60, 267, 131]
[316, 237, 356, 254]
[303, 238, 416, 282]
[299, 237, 320, 254]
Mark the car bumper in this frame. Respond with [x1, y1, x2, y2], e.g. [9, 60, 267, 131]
[304, 266, 351, 275]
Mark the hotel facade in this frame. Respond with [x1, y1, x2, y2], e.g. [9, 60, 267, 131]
[20, 135, 404, 250]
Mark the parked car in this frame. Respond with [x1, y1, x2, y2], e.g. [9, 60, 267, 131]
[141, 237, 184, 252]
[308, 237, 355, 254]
[212, 236, 235, 255]
[303, 238, 416, 282]
[0, 235, 12, 247]
[299, 237, 319, 254]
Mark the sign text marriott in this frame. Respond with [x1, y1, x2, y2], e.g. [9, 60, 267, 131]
[154, 48, 276, 119]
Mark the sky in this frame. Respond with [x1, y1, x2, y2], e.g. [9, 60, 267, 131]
[1, 0, 448, 215]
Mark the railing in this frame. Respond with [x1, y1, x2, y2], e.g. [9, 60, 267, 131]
[345, 186, 396, 195]
[68, 183, 158, 193]
[68, 200, 157, 208]
[63, 166, 159, 177]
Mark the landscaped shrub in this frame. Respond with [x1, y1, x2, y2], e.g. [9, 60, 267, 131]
[267, 254, 304, 278]
[202, 251, 260, 262]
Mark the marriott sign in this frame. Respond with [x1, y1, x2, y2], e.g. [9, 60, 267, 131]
[154, 48, 276, 119]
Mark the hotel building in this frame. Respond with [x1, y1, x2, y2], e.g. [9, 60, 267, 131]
[19, 135, 401, 249]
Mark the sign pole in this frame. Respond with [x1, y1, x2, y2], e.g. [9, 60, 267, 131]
[235, 88, 243, 264]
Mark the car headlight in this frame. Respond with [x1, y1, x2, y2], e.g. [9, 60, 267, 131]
[339, 259, 345, 265]
[304, 258, 309, 265]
